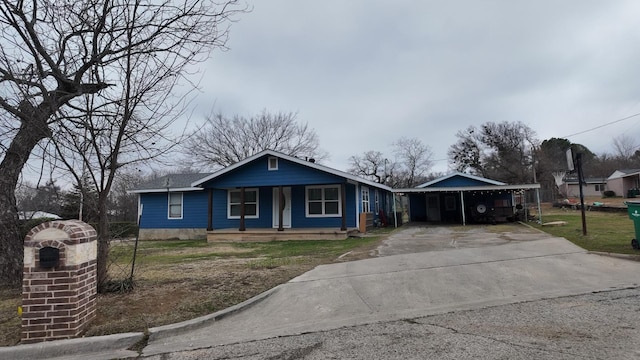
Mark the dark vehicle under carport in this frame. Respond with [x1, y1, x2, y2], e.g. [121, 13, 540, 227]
[397, 172, 541, 225]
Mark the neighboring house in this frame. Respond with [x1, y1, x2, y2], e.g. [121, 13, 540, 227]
[396, 172, 540, 225]
[559, 177, 607, 198]
[607, 169, 640, 198]
[129, 150, 394, 240]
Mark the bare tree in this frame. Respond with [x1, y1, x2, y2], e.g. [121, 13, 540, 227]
[392, 137, 434, 187]
[0, 0, 245, 287]
[348, 151, 396, 185]
[183, 111, 328, 168]
[612, 134, 639, 159]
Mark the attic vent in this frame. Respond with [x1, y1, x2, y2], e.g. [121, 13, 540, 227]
[268, 157, 278, 170]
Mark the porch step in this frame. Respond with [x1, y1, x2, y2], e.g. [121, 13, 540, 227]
[206, 228, 353, 242]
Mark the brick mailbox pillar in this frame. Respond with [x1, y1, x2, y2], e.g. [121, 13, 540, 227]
[22, 220, 98, 343]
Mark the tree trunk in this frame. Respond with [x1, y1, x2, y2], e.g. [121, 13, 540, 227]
[96, 193, 111, 291]
[0, 194, 22, 288]
[0, 115, 51, 287]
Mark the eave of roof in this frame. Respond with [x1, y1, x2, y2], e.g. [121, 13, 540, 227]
[608, 169, 640, 180]
[127, 187, 205, 194]
[394, 183, 540, 193]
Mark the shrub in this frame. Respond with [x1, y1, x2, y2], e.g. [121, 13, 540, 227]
[603, 190, 616, 198]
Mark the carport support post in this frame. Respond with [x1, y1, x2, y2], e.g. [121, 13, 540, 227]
[536, 188, 542, 225]
[392, 193, 397, 228]
[460, 191, 466, 226]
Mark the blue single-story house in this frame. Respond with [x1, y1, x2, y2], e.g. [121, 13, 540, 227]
[129, 150, 395, 240]
[396, 172, 541, 225]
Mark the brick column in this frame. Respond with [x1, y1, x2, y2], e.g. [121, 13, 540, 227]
[22, 220, 98, 344]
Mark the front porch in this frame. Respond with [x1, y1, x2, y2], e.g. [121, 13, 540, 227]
[207, 228, 359, 242]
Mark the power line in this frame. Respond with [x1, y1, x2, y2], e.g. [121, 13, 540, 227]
[562, 112, 640, 138]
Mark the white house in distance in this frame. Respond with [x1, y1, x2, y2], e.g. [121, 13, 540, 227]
[607, 169, 640, 198]
[559, 169, 640, 199]
[560, 177, 607, 198]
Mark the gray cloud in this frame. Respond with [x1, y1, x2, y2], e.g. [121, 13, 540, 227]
[197, 0, 640, 172]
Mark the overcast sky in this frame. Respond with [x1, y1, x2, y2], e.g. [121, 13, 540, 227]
[192, 0, 640, 174]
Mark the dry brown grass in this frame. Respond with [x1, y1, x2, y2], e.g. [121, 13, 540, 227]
[0, 233, 387, 347]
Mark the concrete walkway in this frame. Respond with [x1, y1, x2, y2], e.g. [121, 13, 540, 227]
[141, 225, 640, 357]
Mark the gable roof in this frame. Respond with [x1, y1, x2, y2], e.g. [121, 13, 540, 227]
[608, 169, 640, 180]
[128, 173, 212, 194]
[192, 150, 393, 191]
[416, 172, 506, 188]
[395, 171, 539, 193]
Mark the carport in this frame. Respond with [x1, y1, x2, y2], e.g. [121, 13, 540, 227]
[395, 173, 541, 225]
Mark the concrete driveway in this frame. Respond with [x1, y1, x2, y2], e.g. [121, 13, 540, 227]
[141, 223, 640, 357]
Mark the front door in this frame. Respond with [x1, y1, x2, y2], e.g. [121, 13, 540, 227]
[272, 187, 292, 228]
[426, 194, 441, 222]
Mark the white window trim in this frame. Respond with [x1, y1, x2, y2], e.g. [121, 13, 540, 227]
[227, 188, 260, 219]
[362, 187, 370, 213]
[168, 192, 183, 219]
[305, 185, 342, 218]
[268, 156, 278, 171]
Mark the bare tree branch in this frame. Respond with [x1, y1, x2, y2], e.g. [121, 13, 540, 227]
[0, 0, 246, 287]
[183, 110, 328, 168]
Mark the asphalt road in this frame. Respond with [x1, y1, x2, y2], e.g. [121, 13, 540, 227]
[143, 287, 640, 360]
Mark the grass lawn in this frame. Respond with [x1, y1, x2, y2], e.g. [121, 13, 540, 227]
[531, 205, 638, 254]
[0, 228, 394, 346]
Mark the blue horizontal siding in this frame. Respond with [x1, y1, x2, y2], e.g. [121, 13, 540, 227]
[428, 175, 497, 187]
[211, 184, 359, 229]
[212, 187, 272, 229]
[202, 155, 345, 188]
[140, 180, 379, 230]
[140, 191, 208, 229]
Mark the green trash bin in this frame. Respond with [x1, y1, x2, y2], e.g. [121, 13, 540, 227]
[625, 200, 640, 250]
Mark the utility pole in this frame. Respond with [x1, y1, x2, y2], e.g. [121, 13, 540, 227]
[576, 153, 587, 236]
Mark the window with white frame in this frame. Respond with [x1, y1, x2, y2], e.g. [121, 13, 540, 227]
[168, 192, 183, 219]
[595, 184, 604, 192]
[228, 188, 259, 218]
[268, 157, 278, 170]
[306, 185, 341, 217]
[362, 187, 370, 213]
